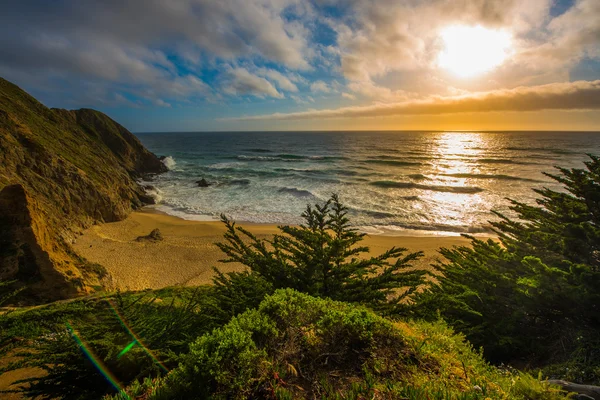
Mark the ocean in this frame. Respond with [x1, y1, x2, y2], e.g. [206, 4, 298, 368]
[136, 131, 600, 236]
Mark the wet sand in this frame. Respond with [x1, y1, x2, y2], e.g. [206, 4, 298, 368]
[73, 208, 471, 291]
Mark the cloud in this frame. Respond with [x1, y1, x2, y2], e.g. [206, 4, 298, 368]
[256, 68, 299, 92]
[153, 99, 172, 108]
[341, 92, 356, 100]
[519, 0, 600, 69]
[1, 1, 313, 69]
[347, 80, 413, 101]
[0, 0, 598, 118]
[310, 80, 332, 93]
[223, 68, 283, 98]
[328, 0, 570, 85]
[0, 0, 313, 105]
[229, 80, 600, 120]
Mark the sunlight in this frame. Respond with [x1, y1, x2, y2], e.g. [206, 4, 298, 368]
[432, 132, 483, 174]
[438, 25, 512, 78]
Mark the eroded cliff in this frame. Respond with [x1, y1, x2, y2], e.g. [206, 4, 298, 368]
[0, 78, 166, 302]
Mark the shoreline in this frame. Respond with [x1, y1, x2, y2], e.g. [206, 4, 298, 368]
[73, 207, 471, 291]
[146, 204, 491, 238]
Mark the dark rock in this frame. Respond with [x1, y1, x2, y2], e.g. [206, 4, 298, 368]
[138, 193, 156, 205]
[136, 228, 163, 242]
[196, 178, 211, 187]
[143, 185, 157, 191]
[141, 173, 157, 181]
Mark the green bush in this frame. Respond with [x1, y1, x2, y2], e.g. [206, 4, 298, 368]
[113, 289, 567, 400]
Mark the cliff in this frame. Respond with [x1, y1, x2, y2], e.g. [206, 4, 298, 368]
[0, 78, 167, 302]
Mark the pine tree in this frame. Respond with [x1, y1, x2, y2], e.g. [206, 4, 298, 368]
[414, 155, 600, 381]
[215, 194, 425, 313]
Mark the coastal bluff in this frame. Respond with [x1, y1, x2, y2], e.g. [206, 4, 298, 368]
[0, 78, 166, 302]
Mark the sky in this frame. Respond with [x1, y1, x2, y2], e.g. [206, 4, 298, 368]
[1, 0, 599, 132]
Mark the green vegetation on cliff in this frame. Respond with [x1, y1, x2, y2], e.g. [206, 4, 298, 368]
[1, 287, 565, 400]
[0, 78, 166, 301]
[125, 289, 565, 400]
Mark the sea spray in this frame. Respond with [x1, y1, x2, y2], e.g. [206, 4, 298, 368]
[161, 156, 177, 170]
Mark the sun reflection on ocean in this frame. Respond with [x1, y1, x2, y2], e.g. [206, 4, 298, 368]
[424, 132, 489, 231]
[432, 132, 485, 174]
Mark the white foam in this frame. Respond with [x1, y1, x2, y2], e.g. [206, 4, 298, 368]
[144, 186, 164, 203]
[161, 156, 177, 170]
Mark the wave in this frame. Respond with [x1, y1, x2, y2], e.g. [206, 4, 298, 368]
[237, 155, 282, 161]
[246, 148, 273, 153]
[476, 158, 537, 165]
[408, 174, 428, 180]
[441, 173, 540, 182]
[278, 187, 314, 198]
[505, 146, 575, 155]
[236, 154, 346, 162]
[161, 156, 177, 170]
[274, 167, 327, 175]
[371, 180, 484, 194]
[356, 209, 397, 219]
[274, 167, 361, 177]
[228, 179, 251, 186]
[372, 154, 433, 162]
[142, 185, 163, 202]
[201, 165, 284, 177]
[370, 222, 494, 235]
[364, 159, 421, 167]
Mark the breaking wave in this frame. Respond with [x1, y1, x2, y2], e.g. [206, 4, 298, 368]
[161, 156, 177, 170]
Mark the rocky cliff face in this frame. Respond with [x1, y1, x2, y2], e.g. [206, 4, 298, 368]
[0, 78, 167, 302]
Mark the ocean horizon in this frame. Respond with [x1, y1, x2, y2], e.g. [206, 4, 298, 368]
[137, 130, 600, 236]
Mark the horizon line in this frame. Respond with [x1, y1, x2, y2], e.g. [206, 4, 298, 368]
[134, 129, 600, 134]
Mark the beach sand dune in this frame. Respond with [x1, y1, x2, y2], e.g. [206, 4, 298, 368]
[73, 209, 470, 291]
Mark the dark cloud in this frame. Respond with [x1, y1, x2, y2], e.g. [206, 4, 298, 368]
[230, 80, 600, 120]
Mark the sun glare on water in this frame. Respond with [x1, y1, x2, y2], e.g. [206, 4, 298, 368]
[438, 25, 512, 78]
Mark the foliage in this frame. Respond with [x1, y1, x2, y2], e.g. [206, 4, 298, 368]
[215, 194, 425, 315]
[0, 287, 217, 399]
[414, 155, 600, 382]
[205, 269, 275, 326]
[112, 289, 567, 400]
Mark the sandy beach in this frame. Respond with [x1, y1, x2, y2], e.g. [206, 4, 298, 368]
[73, 208, 471, 291]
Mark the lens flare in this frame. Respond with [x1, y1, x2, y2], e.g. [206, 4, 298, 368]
[66, 322, 130, 399]
[117, 340, 138, 359]
[107, 300, 169, 373]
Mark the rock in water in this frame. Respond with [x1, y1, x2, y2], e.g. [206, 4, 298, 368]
[136, 228, 163, 242]
[0, 78, 167, 302]
[196, 178, 211, 187]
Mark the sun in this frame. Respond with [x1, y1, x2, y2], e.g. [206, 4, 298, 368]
[438, 25, 512, 78]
